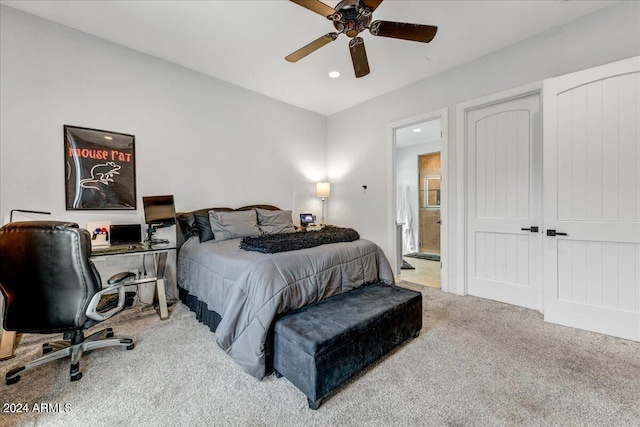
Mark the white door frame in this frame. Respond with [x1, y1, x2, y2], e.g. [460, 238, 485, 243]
[455, 82, 543, 299]
[387, 108, 449, 291]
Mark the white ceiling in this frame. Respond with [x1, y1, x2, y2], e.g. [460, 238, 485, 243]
[1, 0, 617, 116]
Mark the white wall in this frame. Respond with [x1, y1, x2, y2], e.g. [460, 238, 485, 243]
[326, 2, 640, 291]
[395, 141, 441, 253]
[2, 2, 639, 293]
[0, 6, 327, 229]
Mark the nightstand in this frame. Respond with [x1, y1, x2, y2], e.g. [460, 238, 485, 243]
[301, 225, 327, 231]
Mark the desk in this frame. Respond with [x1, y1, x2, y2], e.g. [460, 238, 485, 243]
[0, 243, 176, 360]
[91, 243, 176, 321]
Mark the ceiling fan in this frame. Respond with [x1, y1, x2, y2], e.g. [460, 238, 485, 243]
[285, 0, 438, 78]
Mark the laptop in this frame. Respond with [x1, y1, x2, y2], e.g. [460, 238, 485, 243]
[300, 213, 315, 228]
[109, 224, 143, 247]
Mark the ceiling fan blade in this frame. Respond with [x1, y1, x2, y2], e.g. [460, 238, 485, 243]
[290, 0, 335, 18]
[369, 20, 438, 43]
[360, 0, 384, 12]
[349, 37, 370, 78]
[285, 33, 339, 62]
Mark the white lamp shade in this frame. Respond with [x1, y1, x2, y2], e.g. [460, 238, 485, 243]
[316, 182, 330, 198]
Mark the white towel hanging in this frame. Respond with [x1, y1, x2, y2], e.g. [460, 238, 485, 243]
[397, 185, 415, 254]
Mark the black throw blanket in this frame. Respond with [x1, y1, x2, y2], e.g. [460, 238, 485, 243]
[240, 227, 360, 254]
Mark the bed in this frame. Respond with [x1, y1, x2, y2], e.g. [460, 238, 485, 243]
[176, 205, 394, 379]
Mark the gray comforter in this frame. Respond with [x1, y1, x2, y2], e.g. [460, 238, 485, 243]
[177, 235, 394, 379]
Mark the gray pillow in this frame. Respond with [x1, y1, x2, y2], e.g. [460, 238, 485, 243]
[208, 210, 261, 241]
[255, 208, 295, 235]
[193, 213, 214, 243]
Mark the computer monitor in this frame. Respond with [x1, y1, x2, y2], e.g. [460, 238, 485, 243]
[143, 195, 176, 243]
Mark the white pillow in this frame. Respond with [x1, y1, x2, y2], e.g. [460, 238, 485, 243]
[208, 210, 261, 241]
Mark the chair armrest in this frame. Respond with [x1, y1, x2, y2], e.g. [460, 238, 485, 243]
[86, 285, 125, 322]
[108, 271, 136, 285]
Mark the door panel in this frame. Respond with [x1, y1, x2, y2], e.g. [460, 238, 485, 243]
[467, 94, 542, 309]
[543, 56, 640, 341]
[476, 232, 529, 285]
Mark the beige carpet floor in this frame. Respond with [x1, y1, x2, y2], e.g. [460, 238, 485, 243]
[1, 281, 639, 427]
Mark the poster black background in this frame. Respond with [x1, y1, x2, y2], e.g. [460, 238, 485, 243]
[64, 125, 136, 210]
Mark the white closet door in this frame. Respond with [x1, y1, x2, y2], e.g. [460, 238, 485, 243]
[543, 56, 640, 341]
[467, 94, 542, 309]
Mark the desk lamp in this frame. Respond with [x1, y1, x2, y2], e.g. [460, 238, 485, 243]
[9, 209, 51, 222]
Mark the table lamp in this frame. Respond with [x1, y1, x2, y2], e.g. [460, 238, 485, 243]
[316, 182, 330, 225]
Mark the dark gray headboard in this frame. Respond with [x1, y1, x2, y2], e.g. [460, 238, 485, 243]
[175, 204, 281, 248]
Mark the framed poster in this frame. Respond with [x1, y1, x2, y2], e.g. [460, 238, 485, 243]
[64, 125, 136, 210]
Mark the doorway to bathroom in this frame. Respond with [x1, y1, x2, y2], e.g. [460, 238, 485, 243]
[394, 115, 443, 289]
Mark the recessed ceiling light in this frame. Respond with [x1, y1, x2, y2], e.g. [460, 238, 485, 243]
[328, 71, 340, 78]
[104, 136, 113, 140]
[412, 128, 422, 133]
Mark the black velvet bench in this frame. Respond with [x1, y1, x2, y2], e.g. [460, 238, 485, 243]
[273, 282, 422, 409]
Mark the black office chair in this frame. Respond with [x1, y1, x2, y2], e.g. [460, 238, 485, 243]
[0, 221, 136, 385]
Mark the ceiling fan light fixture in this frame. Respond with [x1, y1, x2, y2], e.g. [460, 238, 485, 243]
[329, 71, 341, 78]
[287, 0, 437, 78]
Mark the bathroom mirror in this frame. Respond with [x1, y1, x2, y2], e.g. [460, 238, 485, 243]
[426, 177, 441, 208]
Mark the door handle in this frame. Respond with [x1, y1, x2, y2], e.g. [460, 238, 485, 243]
[546, 229, 568, 237]
[436, 220, 442, 224]
[521, 226, 538, 233]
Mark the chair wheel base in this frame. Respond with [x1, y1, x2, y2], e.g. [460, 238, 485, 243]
[6, 366, 24, 386]
[6, 375, 20, 385]
[5, 331, 134, 383]
[70, 362, 82, 381]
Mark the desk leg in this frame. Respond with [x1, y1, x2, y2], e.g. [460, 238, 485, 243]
[156, 278, 169, 320]
[0, 329, 17, 360]
[153, 251, 171, 320]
